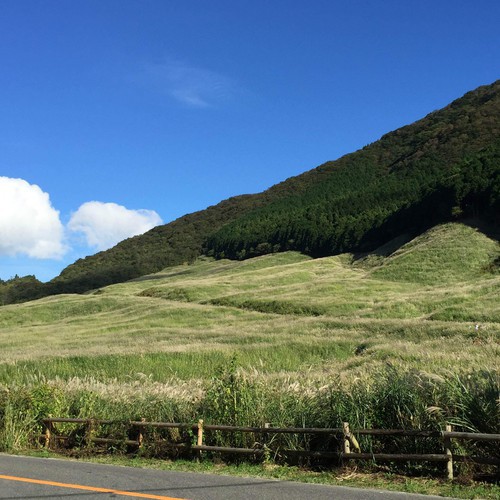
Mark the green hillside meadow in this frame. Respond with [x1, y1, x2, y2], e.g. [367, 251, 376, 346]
[0, 222, 498, 472]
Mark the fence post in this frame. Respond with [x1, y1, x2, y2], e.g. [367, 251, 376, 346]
[138, 418, 146, 449]
[85, 419, 95, 448]
[263, 422, 271, 446]
[44, 419, 53, 449]
[262, 422, 271, 462]
[197, 419, 204, 461]
[444, 424, 454, 480]
[343, 422, 351, 455]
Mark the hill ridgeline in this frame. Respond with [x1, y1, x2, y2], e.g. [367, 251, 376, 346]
[2, 80, 499, 304]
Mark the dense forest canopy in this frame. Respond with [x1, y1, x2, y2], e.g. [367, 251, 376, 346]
[2, 80, 499, 304]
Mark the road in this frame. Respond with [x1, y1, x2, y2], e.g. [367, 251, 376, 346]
[0, 454, 453, 499]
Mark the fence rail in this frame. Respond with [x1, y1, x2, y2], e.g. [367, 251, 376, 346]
[40, 417, 500, 480]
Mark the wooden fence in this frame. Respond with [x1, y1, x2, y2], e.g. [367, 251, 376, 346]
[41, 418, 500, 480]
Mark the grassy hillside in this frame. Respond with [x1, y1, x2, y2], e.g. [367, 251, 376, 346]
[1, 222, 498, 471]
[0, 222, 498, 397]
[3, 80, 499, 304]
[368, 222, 500, 284]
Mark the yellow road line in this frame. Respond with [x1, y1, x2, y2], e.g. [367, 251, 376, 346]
[0, 473, 188, 500]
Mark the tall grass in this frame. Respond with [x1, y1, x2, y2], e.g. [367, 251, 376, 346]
[0, 341, 355, 384]
[1, 364, 497, 474]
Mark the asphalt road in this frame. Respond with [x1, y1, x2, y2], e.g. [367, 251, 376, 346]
[0, 454, 454, 500]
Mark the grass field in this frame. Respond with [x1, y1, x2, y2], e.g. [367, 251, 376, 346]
[0, 222, 498, 471]
[1, 222, 498, 379]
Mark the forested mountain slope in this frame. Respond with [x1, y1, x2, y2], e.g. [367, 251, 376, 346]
[206, 82, 500, 259]
[2, 80, 499, 303]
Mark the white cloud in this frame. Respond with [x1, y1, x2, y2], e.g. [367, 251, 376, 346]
[68, 201, 163, 251]
[141, 58, 237, 108]
[0, 177, 66, 259]
[0, 178, 163, 264]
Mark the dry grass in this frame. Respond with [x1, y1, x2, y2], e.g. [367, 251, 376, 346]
[0, 222, 498, 392]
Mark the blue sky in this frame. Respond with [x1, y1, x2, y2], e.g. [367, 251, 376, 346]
[0, 0, 499, 281]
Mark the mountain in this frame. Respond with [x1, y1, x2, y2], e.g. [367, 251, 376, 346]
[205, 82, 500, 259]
[2, 80, 500, 304]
